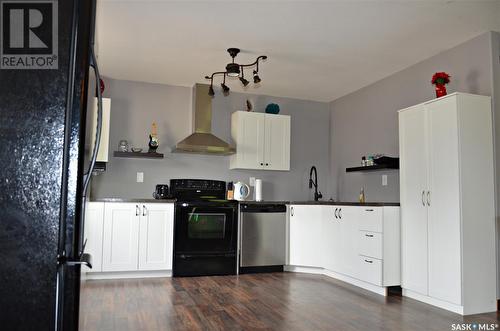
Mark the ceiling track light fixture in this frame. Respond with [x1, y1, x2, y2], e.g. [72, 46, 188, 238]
[205, 48, 267, 96]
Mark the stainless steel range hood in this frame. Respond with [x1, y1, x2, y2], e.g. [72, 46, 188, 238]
[172, 84, 235, 155]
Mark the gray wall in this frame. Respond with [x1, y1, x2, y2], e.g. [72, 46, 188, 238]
[329, 32, 495, 203]
[491, 31, 500, 298]
[91, 79, 331, 201]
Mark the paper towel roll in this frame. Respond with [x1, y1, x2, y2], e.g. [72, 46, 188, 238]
[255, 179, 263, 201]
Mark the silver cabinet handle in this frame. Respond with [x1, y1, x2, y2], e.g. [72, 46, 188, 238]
[365, 209, 374, 212]
[136, 205, 140, 216]
[427, 191, 430, 206]
[143, 205, 147, 216]
[339, 208, 342, 219]
[365, 234, 374, 238]
[334, 208, 338, 219]
[422, 190, 426, 206]
[291, 207, 294, 216]
[364, 259, 373, 264]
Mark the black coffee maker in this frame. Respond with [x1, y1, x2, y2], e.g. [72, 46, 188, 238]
[153, 184, 169, 199]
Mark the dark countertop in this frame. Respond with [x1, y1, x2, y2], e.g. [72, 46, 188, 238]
[242, 200, 400, 207]
[291, 201, 400, 207]
[91, 198, 176, 203]
[90, 198, 399, 207]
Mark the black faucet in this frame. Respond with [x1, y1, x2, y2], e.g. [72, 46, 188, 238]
[309, 166, 323, 201]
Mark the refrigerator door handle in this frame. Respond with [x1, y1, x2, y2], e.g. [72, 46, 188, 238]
[57, 252, 93, 269]
[82, 45, 103, 196]
[78, 45, 103, 257]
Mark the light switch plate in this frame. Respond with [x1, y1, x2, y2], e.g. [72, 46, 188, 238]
[249, 177, 256, 186]
[137, 172, 144, 183]
[382, 174, 387, 186]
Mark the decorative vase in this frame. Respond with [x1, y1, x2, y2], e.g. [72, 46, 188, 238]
[435, 84, 447, 98]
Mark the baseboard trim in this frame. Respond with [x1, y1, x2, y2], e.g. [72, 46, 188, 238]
[284, 265, 389, 296]
[82, 270, 172, 280]
[403, 289, 464, 315]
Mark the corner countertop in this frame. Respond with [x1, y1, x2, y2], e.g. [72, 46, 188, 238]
[240, 200, 400, 207]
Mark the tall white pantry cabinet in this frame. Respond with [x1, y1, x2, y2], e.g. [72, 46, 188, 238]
[398, 93, 496, 315]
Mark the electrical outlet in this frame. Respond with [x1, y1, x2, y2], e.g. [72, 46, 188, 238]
[249, 177, 256, 186]
[137, 172, 144, 183]
[382, 174, 387, 186]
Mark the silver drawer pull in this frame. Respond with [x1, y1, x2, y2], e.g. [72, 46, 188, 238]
[365, 209, 374, 212]
[364, 259, 373, 264]
[365, 234, 374, 238]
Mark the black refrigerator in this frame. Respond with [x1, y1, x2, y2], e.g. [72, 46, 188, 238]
[0, 0, 102, 330]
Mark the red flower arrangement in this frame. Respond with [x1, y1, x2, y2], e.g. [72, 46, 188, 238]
[431, 72, 450, 98]
[431, 72, 450, 85]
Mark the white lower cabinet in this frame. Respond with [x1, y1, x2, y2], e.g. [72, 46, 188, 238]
[288, 204, 400, 294]
[289, 205, 323, 267]
[102, 203, 141, 272]
[83, 202, 105, 272]
[83, 202, 174, 277]
[138, 203, 174, 270]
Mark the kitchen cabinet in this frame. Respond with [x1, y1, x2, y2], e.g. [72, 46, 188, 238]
[399, 93, 496, 315]
[288, 204, 400, 292]
[230, 111, 290, 171]
[89, 97, 111, 162]
[86, 202, 174, 275]
[322, 206, 358, 277]
[138, 203, 174, 270]
[102, 203, 140, 272]
[83, 202, 105, 272]
[288, 205, 323, 267]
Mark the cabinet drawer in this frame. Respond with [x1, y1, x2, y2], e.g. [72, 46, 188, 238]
[358, 231, 382, 259]
[358, 207, 383, 232]
[357, 255, 382, 286]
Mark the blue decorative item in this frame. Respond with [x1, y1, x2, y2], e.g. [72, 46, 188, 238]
[265, 103, 280, 114]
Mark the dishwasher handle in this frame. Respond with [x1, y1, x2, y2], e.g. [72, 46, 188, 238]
[240, 204, 287, 213]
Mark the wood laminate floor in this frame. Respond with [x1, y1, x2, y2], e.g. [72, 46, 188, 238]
[79, 272, 499, 331]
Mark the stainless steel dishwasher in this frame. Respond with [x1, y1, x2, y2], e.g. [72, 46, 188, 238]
[239, 203, 287, 273]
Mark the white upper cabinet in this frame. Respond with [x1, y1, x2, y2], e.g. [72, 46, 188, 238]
[399, 93, 496, 315]
[230, 111, 290, 170]
[90, 97, 111, 162]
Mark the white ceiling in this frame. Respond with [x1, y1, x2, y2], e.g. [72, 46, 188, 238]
[96, 0, 500, 102]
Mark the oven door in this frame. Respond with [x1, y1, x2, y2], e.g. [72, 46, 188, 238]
[174, 202, 238, 254]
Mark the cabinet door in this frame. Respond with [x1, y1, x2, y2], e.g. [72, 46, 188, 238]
[90, 97, 111, 162]
[138, 203, 174, 270]
[231, 111, 266, 169]
[338, 206, 359, 277]
[264, 114, 290, 170]
[399, 105, 429, 295]
[102, 203, 140, 272]
[426, 97, 462, 305]
[289, 205, 323, 267]
[322, 206, 342, 271]
[83, 202, 104, 272]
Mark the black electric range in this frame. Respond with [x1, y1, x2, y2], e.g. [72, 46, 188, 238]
[170, 179, 238, 277]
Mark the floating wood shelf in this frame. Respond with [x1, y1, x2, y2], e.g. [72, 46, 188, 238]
[346, 164, 399, 172]
[113, 151, 164, 159]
